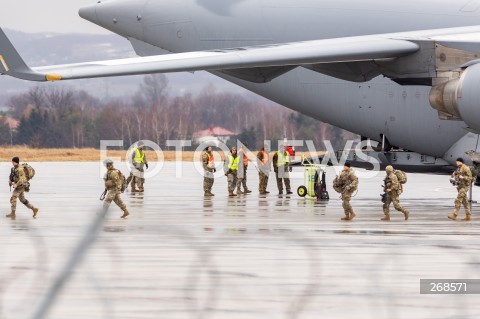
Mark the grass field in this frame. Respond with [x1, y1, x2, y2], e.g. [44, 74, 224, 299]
[0, 147, 325, 162]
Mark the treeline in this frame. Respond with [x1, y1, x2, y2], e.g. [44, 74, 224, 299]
[1, 74, 356, 150]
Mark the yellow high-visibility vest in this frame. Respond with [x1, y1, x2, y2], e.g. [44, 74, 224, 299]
[133, 148, 145, 164]
[228, 155, 239, 171]
[276, 151, 290, 167]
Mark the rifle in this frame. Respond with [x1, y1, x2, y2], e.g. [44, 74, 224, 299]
[450, 169, 460, 186]
[380, 178, 387, 203]
[99, 189, 107, 201]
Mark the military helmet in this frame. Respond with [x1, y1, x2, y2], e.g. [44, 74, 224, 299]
[385, 165, 394, 172]
[103, 159, 114, 167]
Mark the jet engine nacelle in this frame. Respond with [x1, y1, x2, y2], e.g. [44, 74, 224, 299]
[429, 63, 480, 131]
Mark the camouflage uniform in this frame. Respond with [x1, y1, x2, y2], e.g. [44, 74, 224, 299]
[383, 172, 409, 217]
[257, 150, 270, 194]
[273, 151, 291, 194]
[452, 164, 472, 218]
[236, 148, 250, 193]
[334, 168, 358, 219]
[104, 168, 129, 218]
[202, 151, 215, 195]
[9, 165, 36, 215]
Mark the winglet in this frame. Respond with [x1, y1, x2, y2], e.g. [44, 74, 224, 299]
[0, 28, 46, 81]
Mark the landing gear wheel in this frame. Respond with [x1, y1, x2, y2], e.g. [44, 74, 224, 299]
[297, 186, 307, 197]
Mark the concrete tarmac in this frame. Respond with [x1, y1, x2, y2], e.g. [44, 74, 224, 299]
[1, 162, 479, 319]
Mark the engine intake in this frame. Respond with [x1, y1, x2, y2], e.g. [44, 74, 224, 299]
[429, 63, 480, 131]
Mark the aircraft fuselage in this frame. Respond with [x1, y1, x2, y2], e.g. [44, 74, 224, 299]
[82, 0, 480, 162]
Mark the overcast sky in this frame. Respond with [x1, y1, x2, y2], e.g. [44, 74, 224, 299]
[1, 0, 108, 34]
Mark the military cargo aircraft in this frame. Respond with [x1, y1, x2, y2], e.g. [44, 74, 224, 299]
[3, 0, 480, 174]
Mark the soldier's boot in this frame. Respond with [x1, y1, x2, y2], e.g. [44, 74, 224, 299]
[139, 188, 144, 192]
[381, 214, 390, 221]
[403, 209, 410, 221]
[237, 190, 244, 195]
[32, 208, 38, 218]
[131, 186, 137, 192]
[6, 212, 15, 218]
[341, 214, 350, 221]
[245, 189, 252, 194]
[286, 191, 293, 195]
[120, 210, 129, 219]
[448, 213, 458, 220]
[208, 192, 215, 196]
[461, 214, 471, 221]
[204, 192, 212, 197]
[348, 212, 356, 221]
[229, 192, 237, 197]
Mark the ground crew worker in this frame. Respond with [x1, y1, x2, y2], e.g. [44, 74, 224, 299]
[129, 141, 148, 192]
[448, 157, 473, 221]
[382, 165, 410, 221]
[202, 146, 215, 196]
[6, 157, 38, 219]
[237, 144, 252, 194]
[103, 159, 129, 219]
[257, 145, 271, 195]
[333, 161, 358, 221]
[224, 147, 239, 197]
[273, 145, 292, 195]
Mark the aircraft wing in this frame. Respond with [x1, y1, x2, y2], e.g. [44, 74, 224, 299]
[2, 26, 480, 82]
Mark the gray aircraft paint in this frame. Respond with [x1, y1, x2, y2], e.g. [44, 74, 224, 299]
[99, 0, 479, 161]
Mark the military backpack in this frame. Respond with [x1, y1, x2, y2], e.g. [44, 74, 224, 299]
[21, 163, 35, 181]
[113, 169, 127, 193]
[118, 170, 127, 193]
[394, 170, 407, 184]
[469, 165, 478, 184]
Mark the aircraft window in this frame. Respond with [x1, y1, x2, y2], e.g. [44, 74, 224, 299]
[461, 0, 480, 12]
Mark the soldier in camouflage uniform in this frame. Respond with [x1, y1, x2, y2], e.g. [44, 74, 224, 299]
[273, 145, 292, 195]
[333, 161, 358, 221]
[128, 141, 148, 192]
[224, 147, 239, 197]
[257, 145, 270, 195]
[382, 165, 410, 221]
[103, 159, 129, 219]
[202, 146, 215, 196]
[6, 157, 38, 219]
[237, 144, 252, 194]
[448, 157, 473, 221]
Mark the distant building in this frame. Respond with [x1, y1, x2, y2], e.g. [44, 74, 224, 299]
[193, 126, 237, 146]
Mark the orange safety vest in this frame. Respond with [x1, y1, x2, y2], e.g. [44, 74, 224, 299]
[207, 153, 214, 168]
[239, 148, 248, 166]
[260, 150, 268, 165]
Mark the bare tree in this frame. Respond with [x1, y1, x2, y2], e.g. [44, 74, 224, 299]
[140, 74, 170, 108]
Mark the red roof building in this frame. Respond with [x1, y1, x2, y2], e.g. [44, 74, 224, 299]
[193, 126, 237, 146]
